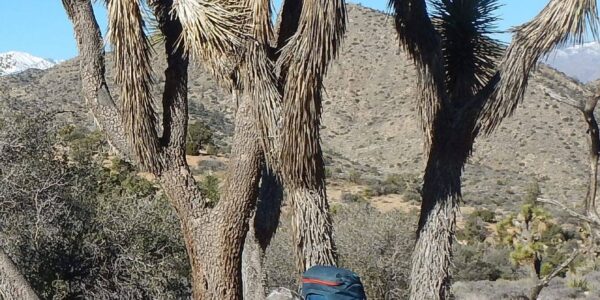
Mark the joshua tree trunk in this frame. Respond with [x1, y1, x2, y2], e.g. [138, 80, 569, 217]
[410, 117, 470, 300]
[289, 184, 337, 272]
[0, 249, 39, 300]
[583, 96, 600, 219]
[243, 168, 284, 298]
[275, 0, 345, 273]
[390, 0, 599, 298]
[241, 0, 345, 276]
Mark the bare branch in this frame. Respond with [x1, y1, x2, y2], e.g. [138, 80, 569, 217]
[543, 88, 585, 111]
[537, 198, 600, 225]
[529, 248, 581, 300]
[62, 0, 132, 161]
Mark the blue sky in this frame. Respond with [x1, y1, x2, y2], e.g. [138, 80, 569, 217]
[0, 0, 548, 60]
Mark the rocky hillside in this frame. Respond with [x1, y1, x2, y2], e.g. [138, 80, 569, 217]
[0, 5, 594, 213]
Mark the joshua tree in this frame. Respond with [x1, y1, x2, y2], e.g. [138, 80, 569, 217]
[63, 0, 263, 297]
[192, 0, 346, 281]
[62, 0, 345, 298]
[388, 0, 599, 298]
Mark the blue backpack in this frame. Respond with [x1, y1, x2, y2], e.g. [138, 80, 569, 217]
[301, 266, 367, 300]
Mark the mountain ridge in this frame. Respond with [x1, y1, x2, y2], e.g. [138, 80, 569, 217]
[545, 41, 600, 83]
[0, 4, 594, 213]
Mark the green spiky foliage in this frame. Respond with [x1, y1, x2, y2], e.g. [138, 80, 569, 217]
[432, 0, 502, 102]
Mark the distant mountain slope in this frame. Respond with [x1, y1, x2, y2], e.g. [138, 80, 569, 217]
[544, 42, 600, 83]
[0, 5, 594, 212]
[0, 51, 57, 76]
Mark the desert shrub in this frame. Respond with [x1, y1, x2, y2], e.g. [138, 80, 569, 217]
[472, 209, 496, 223]
[200, 174, 220, 207]
[341, 192, 366, 203]
[0, 113, 190, 299]
[186, 121, 215, 155]
[522, 180, 541, 205]
[568, 277, 590, 292]
[348, 170, 362, 184]
[365, 173, 421, 199]
[453, 244, 507, 281]
[457, 214, 489, 244]
[497, 200, 578, 279]
[264, 203, 416, 299]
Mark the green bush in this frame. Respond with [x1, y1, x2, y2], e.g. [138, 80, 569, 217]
[457, 214, 489, 244]
[472, 209, 496, 223]
[341, 192, 366, 203]
[186, 121, 216, 155]
[453, 244, 507, 281]
[200, 175, 220, 207]
[366, 173, 421, 198]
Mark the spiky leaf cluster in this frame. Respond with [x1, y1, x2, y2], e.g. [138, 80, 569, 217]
[431, 0, 502, 100]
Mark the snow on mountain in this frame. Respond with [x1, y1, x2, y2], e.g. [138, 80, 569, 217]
[544, 42, 600, 84]
[0, 51, 57, 76]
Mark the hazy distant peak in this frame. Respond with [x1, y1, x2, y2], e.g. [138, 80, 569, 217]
[544, 41, 600, 83]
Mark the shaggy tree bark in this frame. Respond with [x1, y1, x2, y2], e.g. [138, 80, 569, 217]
[238, 0, 346, 278]
[62, 0, 263, 298]
[410, 121, 469, 299]
[0, 249, 39, 300]
[275, 0, 345, 273]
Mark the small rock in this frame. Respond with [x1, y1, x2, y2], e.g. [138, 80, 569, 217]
[266, 287, 302, 300]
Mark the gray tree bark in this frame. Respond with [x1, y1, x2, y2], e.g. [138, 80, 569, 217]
[0, 249, 39, 300]
[243, 168, 284, 299]
[582, 96, 600, 219]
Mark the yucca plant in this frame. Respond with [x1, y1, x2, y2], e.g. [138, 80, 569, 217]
[61, 0, 346, 298]
[389, 0, 599, 299]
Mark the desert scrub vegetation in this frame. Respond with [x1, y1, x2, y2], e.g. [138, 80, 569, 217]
[265, 203, 416, 299]
[453, 199, 592, 287]
[0, 113, 191, 299]
[363, 173, 421, 202]
[0, 112, 422, 299]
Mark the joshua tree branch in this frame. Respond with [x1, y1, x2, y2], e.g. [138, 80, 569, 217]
[529, 248, 581, 300]
[389, 0, 447, 145]
[150, 0, 189, 152]
[476, 0, 599, 134]
[62, 0, 132, 160]
[537, 198, 600, 225]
